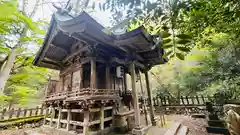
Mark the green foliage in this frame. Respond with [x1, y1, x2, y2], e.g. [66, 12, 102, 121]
[112, 0, 240, 99]
[0, 0, 51, 108]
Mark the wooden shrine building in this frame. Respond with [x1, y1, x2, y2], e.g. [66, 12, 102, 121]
[33, 10, 167, 135]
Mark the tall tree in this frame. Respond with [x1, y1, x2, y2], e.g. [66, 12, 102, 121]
[0, 0, 43, 95]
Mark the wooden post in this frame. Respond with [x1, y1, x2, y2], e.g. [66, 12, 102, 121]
[124, 73, 127, 94]
[83, 110, 90, 135]
[50, 106, 55, 126]
[90, 58, 97, 89]
[100, 106, 104, 131]
[16, 108, 21, 118]
[40, 107, 44, 115]
[191, 97, 195, 105]
[144, 71, 157, 126]
[139, 71, 149, 125]
[67, 108, 71, 131]
[1, 108, 6, 120]
[57, 107, 62, 129]
[8, 108, 14, 119]
[106, 65, 111, 89]
[35, 106, 39, 116]
[23, 108, 27, 117]
[201, 95, 205, 104]
[79, 65, 83, 89]
[29, 109, 32, 117]
[43, 107, 49, 125]
[196, 96, 200, 105]
[186, 96, 190, 105]
[130, 62, 141, 128]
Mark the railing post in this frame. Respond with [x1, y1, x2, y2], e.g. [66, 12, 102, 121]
[23, 108, 27, 117]
[35, 106, 39, 116]
[40, 107, 44, 115]
[191, 97, 195, 105]
[181, 96, 185, 105]
[16, 108, 21, 118]
[8, 108, 14, 119]
[29, 108, 32, 117]
[1, 108, 6, 120]
[196, 96, 200, 105]
[186, 96, 190, 105]
[167, 96, 170, 105]
[201, 95, 205, 104]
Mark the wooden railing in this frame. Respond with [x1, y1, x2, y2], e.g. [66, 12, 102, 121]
[45, 88, 119, 101]
[0, 106, 46, 121]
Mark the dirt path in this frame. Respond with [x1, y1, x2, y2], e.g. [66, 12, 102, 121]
[0, 115, 220, 135]
[163, 115, 218, 135]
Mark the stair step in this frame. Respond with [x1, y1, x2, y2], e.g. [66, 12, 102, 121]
[164, 122, 181, 135]
[176, 125, 188, 135]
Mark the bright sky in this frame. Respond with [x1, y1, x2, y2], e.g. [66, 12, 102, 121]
[28, 0, 112, 27]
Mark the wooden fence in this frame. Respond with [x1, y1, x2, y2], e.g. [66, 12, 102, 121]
[0, 106, 46, 121]
[152, 95, 213, 107]
[139, 95, 216, 114]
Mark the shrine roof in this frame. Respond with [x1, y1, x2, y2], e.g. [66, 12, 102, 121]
[33, 11, 167, 70]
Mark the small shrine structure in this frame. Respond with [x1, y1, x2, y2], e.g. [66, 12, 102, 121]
[33, 10, 167, 135]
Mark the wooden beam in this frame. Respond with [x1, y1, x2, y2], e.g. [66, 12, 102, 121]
[63, 46, 89, 63]
[130, 62, 141, 128]
[145, 71, 157, 126]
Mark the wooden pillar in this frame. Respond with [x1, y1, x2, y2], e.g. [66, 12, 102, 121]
[79, 65, 83, 89]
[57, 107, 62, 129]
[83, 110, 90, 135]
[66, 108, 71, 131]
[50, 106, 55, 127]
[106, 65, 111, 89]
[138, 72, 149, 125]
[100, 106, 104, 131]
[130, 62, 141, 128]
[60, 76, 64, 92]
[90, 58, 97, 89]
[124, 73, 127, 94]
[144, 71, 157, 126]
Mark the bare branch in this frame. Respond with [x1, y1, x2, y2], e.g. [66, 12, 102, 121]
[36, 1, 67, 6]
[29, 0, 41, 17]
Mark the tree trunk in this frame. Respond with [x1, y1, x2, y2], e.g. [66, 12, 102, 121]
[0, 48, 17, 95]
